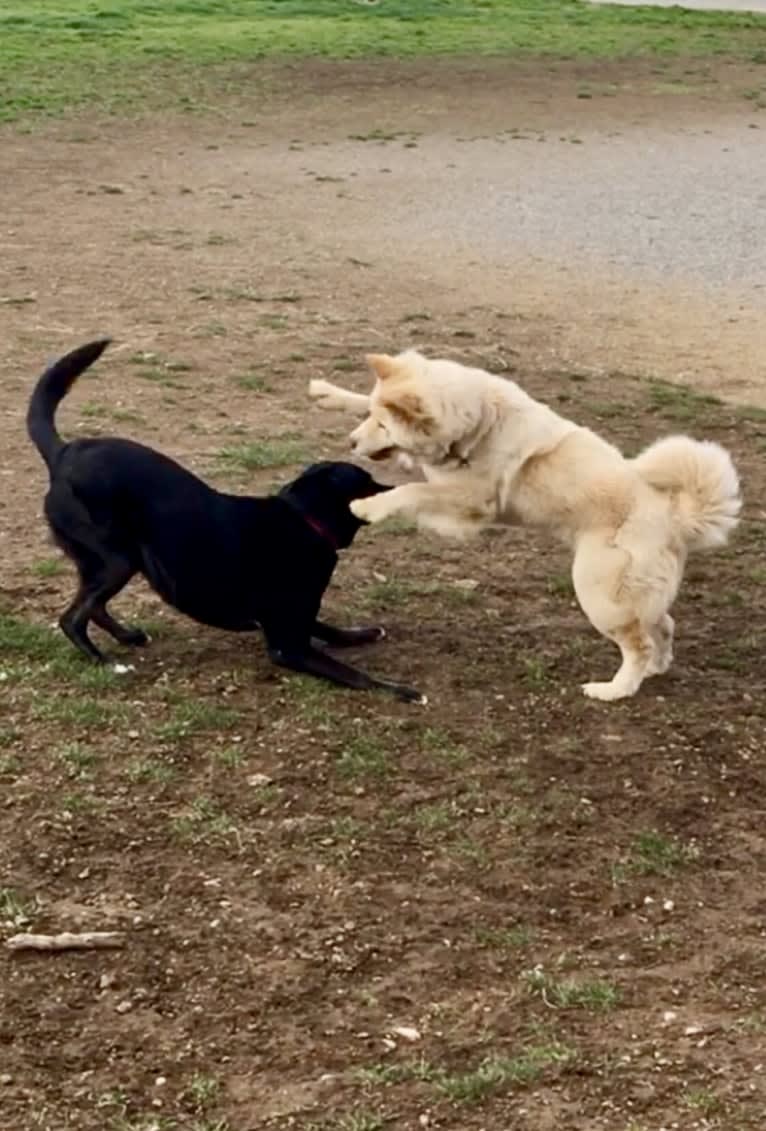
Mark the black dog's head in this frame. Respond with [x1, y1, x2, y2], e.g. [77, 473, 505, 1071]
[278, 461, 390, 550]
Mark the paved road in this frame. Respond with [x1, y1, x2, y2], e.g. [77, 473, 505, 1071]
[5, 60, 764, 398]
[322, 123, 766, 294]
[591, 1, 766, 11]
[268, 72, 766, 397]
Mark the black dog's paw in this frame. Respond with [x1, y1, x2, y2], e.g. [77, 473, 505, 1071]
[120, 628, 150, 647]
[349, 625, 386, 645]
[397, 684, 428, 706]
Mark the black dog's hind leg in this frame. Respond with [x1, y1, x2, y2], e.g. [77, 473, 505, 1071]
[268, 641, 425, 704]
[90, 607, 148, 647]
[312, 620, 386, 648]
[59, 555, 137, 662]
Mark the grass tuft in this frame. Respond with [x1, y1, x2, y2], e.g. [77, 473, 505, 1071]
[336, 734, 390, 779]
[218, 435, 308, 471]
[615, 829, 699, 880]
[437, 1043, 573, 1103]
[525, 970, 620, 1011]
[155, 699, 241, 742]
[171, 796, 239, 845]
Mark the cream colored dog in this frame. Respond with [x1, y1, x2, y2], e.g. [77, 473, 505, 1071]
[309, 351, 741, 702]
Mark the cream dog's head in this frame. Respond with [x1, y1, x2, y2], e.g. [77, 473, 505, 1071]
[350, 350, 496, 467]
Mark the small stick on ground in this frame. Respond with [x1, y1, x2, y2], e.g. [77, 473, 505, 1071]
[6, 931, 125, 952]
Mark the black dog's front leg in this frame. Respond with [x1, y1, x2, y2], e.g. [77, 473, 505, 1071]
[268, 643, 425, 704]
[312, 619, 386, 648]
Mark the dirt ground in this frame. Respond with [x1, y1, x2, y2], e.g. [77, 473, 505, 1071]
[1, 59, 766, 1131]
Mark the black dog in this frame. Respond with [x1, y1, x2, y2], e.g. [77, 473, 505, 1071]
[27, 339, 424, 703]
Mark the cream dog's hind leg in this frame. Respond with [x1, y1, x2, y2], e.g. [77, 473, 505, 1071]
[581, 622, 655, 701]
[572, 533, 657, 701]
[646, 613, 675, 676]
[309, 379, 371, 414]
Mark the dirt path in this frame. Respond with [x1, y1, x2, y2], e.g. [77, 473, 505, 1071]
[2, 58, 764, 406]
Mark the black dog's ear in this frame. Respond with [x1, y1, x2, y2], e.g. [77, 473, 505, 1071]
[367, 478, 392, 496]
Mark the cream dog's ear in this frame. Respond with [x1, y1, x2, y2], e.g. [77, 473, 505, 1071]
[365, 353, 399, 381]
[381, 393, 435, 436]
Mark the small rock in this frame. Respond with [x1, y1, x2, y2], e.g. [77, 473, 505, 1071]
[0, 1073, 13, 1086]
[248, 772, 273, 788]
[662, 1010, 677, 1025]
[99, 972, 116, 990]
[663, 899, 675, 912]
[453, 578, 479, 591]
[155, 1076, 167, 1087]
[115, 999, 133, 1014]
[392, 1025, 421, 1042]
[684, 1024, 703, 1036]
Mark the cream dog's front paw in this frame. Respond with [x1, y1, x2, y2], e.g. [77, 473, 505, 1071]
[308, 378, 338, 407]
[350, 495, 390, 524]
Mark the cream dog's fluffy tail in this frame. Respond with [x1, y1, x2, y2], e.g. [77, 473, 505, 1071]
[632, 435, 741, 550]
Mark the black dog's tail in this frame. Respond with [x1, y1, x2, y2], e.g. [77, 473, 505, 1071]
[27, 338, 111, 469]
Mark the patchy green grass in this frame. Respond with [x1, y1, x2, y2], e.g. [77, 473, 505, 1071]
[0, 753, 21, 779]
[284, 673, 341, 726]
[126, 756, 177, 786]
[183, 1073, 221, 1111]
[32, 693, 127, 728]
[32, 556, 66, 578]
[0, 887, 37, 928]
[683, 1087, 721, 1115]
[336, 734, 390, 780]
[57, 741, 98, 780]
[0, 613, 63, 662]
[230, 372, 273, 394]
[438, 1044, 573, 1102]
[413, 799, 460, 833]
[645, 377, 723, 423]
[420, 726, 469, 766]
[355, 1042, 572, 1104]
[525, 970, 621, 1011]
[363, 576, 479, 608]
[154, 698, 241, 742]
[2, 1, 766, 123]
[520, 655, 553, 688]
[217, 435, 308, 472]
[475, 923, 533, 949]
[171, 796, 240, 845]
[615, 829, 700, 880]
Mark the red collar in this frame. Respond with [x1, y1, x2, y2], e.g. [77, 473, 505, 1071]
[302, 513, 339, 552]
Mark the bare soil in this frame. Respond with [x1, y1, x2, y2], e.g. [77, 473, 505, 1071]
[1, 59, 766, 1131]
